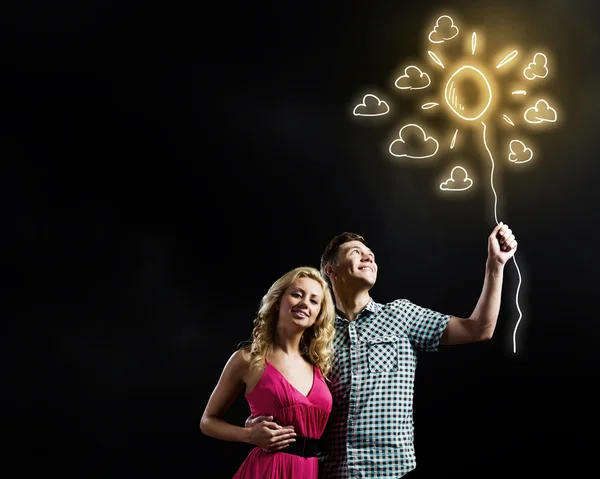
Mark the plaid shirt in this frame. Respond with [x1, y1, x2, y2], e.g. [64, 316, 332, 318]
[318, 298, 450, 479]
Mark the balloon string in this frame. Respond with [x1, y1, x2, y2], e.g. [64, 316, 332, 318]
[481, 121, 523, 354]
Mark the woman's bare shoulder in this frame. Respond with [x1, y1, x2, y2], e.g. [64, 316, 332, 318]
[219, 345, 252, 377]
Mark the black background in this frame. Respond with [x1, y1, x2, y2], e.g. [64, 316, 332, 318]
[6, 0, 600, 477]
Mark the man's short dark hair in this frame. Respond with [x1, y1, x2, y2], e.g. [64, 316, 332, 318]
[320, 232, 367, 281]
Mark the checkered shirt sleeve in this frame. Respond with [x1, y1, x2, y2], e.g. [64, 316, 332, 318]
[318, 299, 450, 479]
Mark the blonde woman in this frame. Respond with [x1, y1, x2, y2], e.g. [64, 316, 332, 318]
[200, 266, 336, 478]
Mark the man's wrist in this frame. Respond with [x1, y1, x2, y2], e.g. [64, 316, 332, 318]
[485, 259, 504, 274]
[242, 426, 253, 444]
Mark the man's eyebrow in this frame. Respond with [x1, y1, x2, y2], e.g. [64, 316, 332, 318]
[348, 245, 373, 254]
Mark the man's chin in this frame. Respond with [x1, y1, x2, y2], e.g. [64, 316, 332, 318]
[360, 272, 377, 283]
[354, 276, 376, 289]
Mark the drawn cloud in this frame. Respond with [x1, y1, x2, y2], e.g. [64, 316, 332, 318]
[440, 166, 473, 191]
[353, 94, 390, 116]
[523, 53, 548, 80]
[428, 15, 459, 43]
[389, 124, 439, 159]
[395, 66, 431, 90]
[508, 140, 533, 164]
[524, 99, 557, 123]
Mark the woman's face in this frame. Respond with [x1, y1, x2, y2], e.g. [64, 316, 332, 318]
[277, 277, 323, 331]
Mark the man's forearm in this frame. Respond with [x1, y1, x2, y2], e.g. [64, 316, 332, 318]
[468, 260, 505, 339]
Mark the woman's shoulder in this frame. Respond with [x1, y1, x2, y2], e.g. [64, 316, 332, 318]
[232, 345, 266, 390]
[231, 344, 252, 364]
[220, 345, 252, 377]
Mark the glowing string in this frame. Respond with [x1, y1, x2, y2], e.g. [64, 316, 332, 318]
[482, 121, 523, 354]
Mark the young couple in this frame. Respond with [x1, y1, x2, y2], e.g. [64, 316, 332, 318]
[200, 223, 517, 478]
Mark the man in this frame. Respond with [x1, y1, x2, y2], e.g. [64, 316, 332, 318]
[248, 222, 517, 478]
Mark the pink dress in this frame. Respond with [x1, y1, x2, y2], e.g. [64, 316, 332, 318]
[233, 360, 332, 478]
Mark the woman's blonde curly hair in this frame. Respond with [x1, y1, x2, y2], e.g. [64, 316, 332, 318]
[244, 266, 336, 378]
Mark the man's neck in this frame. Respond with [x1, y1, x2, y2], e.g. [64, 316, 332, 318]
[334, 289, 371, 322]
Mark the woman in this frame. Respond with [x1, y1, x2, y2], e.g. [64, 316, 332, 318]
[200, 266, 336, 478]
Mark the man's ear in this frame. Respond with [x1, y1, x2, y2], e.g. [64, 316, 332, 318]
[324, 264, 334, 279]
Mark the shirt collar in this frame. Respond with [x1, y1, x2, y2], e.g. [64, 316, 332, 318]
[335, 298, 379, 323]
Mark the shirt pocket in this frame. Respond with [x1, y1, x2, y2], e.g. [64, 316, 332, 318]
[367, 335, 399, 372]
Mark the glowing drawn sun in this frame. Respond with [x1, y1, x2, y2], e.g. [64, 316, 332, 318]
[351, 13, 561, 353]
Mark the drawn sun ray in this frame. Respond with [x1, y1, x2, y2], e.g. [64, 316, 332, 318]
[427, 51, 445, 69]
[450, 129, 459, 149]
[496, 49, 519, 69]
[350, 13, 561, 354]
[502, 114, 515, 126]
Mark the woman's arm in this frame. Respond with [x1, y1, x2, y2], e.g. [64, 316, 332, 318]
[199, 350, 296, 449]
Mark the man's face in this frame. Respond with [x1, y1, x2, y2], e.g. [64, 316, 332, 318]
[329, 240, 377, 288]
